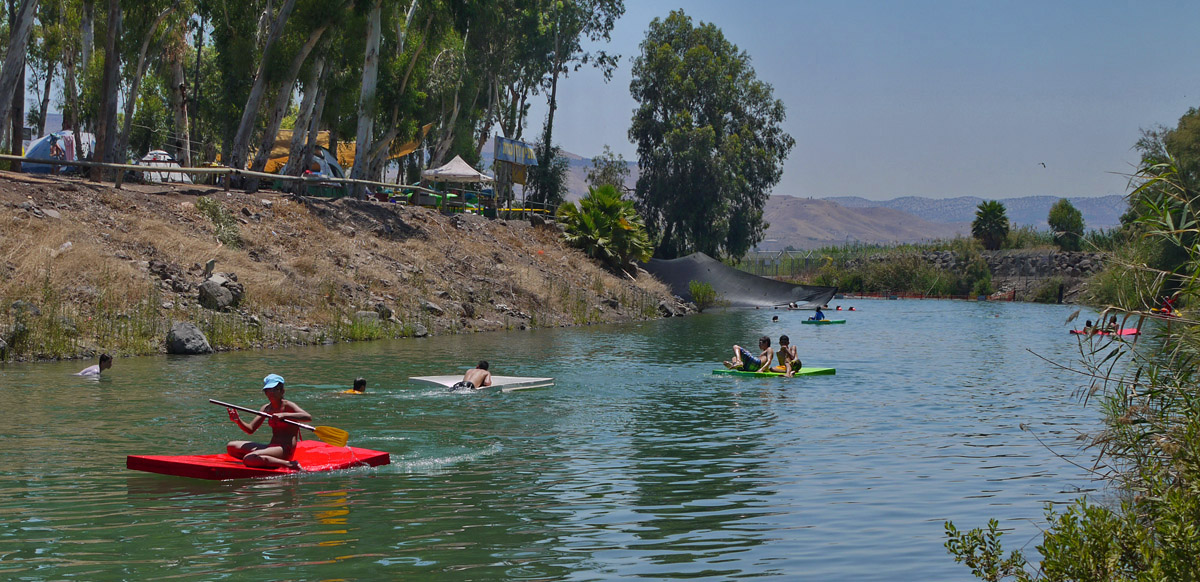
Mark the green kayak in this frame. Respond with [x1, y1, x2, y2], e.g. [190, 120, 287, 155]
[712, 367, 836, 377]
[801, 319, 845, 325]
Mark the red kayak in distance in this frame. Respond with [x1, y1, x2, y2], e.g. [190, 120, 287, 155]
[127, 440, 390, 480]
[1070, 328, 1141, 336]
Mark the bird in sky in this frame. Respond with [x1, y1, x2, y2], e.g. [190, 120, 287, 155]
[1039, 162, 1046, 168]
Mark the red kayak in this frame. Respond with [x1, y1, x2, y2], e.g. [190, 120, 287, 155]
[127, 440, 390, 480]
[1070, 328, 1140, 336]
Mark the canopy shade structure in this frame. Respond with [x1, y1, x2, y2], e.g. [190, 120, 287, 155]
[422, 155, 494, 183]
[643, 252, 837, 308]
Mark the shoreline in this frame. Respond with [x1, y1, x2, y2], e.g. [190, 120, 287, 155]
[0, 173, 689, 363]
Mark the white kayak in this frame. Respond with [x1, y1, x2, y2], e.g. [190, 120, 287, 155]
[408, 375, 555, 392]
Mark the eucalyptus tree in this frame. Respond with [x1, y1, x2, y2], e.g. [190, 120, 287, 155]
[535, 0, 623, 189]
[461, 0, 546, 151]
[26, 0, 67, 135]
[227, 0, 297, 174]
[0, 0, 38, 154]
[585, 145, 630, 191]
[628, 10, 794, 260]
[347, 0, 384, 195]
[247, 0, 350, 185]
[114, 0, 183, 167]
[89, 0, 120, 176]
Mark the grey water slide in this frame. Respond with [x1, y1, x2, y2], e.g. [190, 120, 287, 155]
[643, 252, 837, 308]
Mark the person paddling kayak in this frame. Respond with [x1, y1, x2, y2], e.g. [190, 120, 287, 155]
[224, 374, 311, 471]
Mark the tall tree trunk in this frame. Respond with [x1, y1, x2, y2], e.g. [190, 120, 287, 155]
[246, 22, 329, 192]
[539, 12, 562, 172]
[170, 33, 190, 165]
[0, 0, 38, 161]
[62, 48, 79, 133]
[228, 0, 297, 175]
[36, 61, 54, 135]
[10, 64, 25, 168]
[90, 0, 121, 180]
[474, 77, 497, 155]
[304, 79, 329, 179]
[349, 0, 382, 198]
[81, 0, 94, 72]
[367, 6, 429, 170]
[283, 54, 324, 177]
[115, 1, 181, 182]
[189, 11, 204, 162]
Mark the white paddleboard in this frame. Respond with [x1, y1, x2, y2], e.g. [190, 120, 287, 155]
[408, 375, 555, 392]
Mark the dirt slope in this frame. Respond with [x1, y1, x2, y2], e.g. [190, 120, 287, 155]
[0, 172, 683, 361]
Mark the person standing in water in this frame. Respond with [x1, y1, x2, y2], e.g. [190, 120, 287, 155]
[224, 374, 311, 470]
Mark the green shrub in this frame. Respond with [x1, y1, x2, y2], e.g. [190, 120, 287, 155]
[196, 196, 242, 248]
[688, 280, 720, 312]
[1029, 276, 1064, 303]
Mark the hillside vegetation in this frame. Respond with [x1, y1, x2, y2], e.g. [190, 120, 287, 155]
[0, 173, 682, 362]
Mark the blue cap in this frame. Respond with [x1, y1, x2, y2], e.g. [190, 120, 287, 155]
[262, 374, 285, 391]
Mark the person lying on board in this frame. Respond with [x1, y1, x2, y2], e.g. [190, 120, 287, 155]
[772, 334, 802, 378]
[452, 361, 493, 390]
[725, 336, 774, 373]
[809, 307, 827, 321]
[76, 353, 112, 376]
[224, 374, 311, 470]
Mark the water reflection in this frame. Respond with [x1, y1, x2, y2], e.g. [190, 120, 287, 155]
[0, 300, 1110, 580]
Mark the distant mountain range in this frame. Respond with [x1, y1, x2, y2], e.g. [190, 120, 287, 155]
[491, 149, 1130, 250]
[823, 194, 1127, 230]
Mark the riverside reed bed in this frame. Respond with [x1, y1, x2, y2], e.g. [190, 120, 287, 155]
[0, 180, 675, 362]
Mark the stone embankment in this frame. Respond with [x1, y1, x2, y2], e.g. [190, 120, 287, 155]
[921, 250, 1105, 279]
[925, 249, 1105, 300]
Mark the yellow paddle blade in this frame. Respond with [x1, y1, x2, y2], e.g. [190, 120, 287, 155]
[313, 425, 349, 448]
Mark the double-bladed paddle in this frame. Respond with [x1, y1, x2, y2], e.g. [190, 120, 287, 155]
[209, 399, 349, 447]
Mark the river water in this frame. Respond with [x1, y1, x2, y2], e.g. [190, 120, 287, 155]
[0, 299, 1112, 580]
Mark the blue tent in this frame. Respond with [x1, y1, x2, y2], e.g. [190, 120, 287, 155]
[23, 130, 94, 174]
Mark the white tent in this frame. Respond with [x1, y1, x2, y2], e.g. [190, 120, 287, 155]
[421, 155, 494, 183]
[136, 150, 193, 184]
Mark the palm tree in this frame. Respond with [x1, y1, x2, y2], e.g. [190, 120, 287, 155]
[972, 200, 1010, 251]
[557, 184, 654, 275]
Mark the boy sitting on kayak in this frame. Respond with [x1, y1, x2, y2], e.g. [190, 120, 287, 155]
[809, 307, 826, 321]
[725, 336, 774, 373]
[224, 374, 311, 470]
[772, 334, 802, 377]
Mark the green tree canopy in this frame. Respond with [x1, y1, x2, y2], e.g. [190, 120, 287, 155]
[628, 10, 794, 260]
[1047, 198, 1084, 251]
[585, 144, 630, 191]
[971, 200, 1009, 251]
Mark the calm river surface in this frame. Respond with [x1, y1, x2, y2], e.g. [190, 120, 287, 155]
[0, 299, 1114, 580]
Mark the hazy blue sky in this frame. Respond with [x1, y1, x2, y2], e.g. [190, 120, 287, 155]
[525, 0, 1200, 200]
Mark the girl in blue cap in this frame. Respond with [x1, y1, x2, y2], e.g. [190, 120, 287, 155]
[224, 374, 312, 470]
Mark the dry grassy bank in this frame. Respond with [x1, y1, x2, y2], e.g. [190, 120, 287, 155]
[0, 172, 682, 361]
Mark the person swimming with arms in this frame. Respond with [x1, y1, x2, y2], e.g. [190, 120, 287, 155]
[224, 374, 311, 470]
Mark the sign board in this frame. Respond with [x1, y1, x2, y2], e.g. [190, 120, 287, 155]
[493, 136, 538, 166]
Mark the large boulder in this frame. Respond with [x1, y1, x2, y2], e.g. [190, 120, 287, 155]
[198, 273, 245, 311]
[166, 321, 213, 354]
